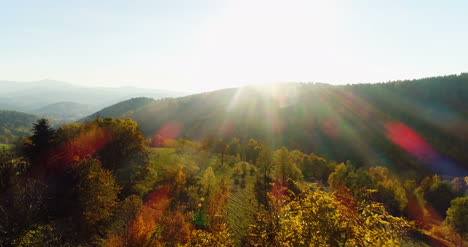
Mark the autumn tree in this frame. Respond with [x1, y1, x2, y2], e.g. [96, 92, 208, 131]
[201, 167, 217, 197]
[246, 139, 262, 164]
[246, 186, 413, 246]
[227, 137, 241, 157]
[254, 147, 274, 206]
[76, 158, 121, 236]
[158, 211, 192, 246]
[190, 223, 234, 247]
[271, 147, 303, 184]
[302, 153, 330, 183]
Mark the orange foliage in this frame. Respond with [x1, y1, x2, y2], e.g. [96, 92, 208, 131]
[48, 126, 111, 170]
[107, 186, 171, 246]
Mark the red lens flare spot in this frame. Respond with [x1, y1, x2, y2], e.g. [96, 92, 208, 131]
[219, 120, 235, 136]
[157, 121, 182, 140]
[385, 122, 434, 161]
[322, 118, 338, 138]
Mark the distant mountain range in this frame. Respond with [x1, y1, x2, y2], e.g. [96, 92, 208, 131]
[31, 101, 99, 122]
[83, 74, 468, 176]
[0, 79, 189, 120]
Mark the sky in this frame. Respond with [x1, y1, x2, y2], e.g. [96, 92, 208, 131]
[1, 0, 467, 93]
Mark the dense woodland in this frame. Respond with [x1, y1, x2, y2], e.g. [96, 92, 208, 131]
[0, 117, 467, 246]
[83, 75, 468, 176]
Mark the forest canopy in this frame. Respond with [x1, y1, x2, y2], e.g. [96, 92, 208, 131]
[0, 117, 467, 246]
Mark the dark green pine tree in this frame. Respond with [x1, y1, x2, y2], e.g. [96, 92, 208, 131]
[24, 118, 56, 165]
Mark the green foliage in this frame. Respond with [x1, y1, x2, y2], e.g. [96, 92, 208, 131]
[0, 143, 13, 150]
[51, 118, 150, 193]
[272, 147, 303, 183]
[369, 167, 408, 214]
[302, 153, 331, 182]
[92, 118, 149, 188]
[76, 158, 121, 232]
[201, 167, 217, 196]
[227, 137, 241, 157]
[0, 110, 37, 144]
[0, 149, 29, 192]
[445, 197, 468, 239]
[23, 118, 56, 165]
[423, 177, 459, 217]
[246, 139, 262, 164]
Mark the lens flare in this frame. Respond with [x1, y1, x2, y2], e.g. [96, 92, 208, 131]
[385, 122, 467, 175]
[157, 121, 183, 139]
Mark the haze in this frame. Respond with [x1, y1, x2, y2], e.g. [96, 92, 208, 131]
[1, 0, 467, 92]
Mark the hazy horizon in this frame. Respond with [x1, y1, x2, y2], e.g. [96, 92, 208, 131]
[3, 72, 467, 94]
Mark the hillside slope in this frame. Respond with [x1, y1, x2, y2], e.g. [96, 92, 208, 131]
[32, 101, 98, 119]
[82, 97, 156, 121]
[83, 74, 468, 176]
[0, 110, 38, 143]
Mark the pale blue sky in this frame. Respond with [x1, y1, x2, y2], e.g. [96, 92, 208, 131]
[1, 0, 467, 92]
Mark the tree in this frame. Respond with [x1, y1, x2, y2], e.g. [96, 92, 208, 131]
[446, 197, 468, 239]
[76, 159, 121, 234]
[23, 118, 56, 166]
[272, 147, 303, 184]
[302, 153, 329, 182]
[0, 178, 48, 245]
[158, 211, 192, 246]
[90, 118, 149, 191]
[246, 186, 413, 246]
[0, 149, 29, 192]
[246, 139, 262, 164]
[107, 195, 143, 240]
[201, 167, 217, 197]
[328, 163, 349, 189]
[190, 223, 234, 247]
[15, 224, 63, 247]
[255, 147, 274, 206]
[227, 138, 241, 157]
[424, 178, 459, 217]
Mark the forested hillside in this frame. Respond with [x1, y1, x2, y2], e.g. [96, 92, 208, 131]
[0, 118, 466, 246]
[83, 97, 156, 121]
[0, 110, 38, 143]
[85, 74, 468, 176]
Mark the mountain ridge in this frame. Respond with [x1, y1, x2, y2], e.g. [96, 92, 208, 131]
[82, 75, 468, 176]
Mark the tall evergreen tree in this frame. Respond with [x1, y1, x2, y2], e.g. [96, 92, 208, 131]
[23, 118, 56, 166]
